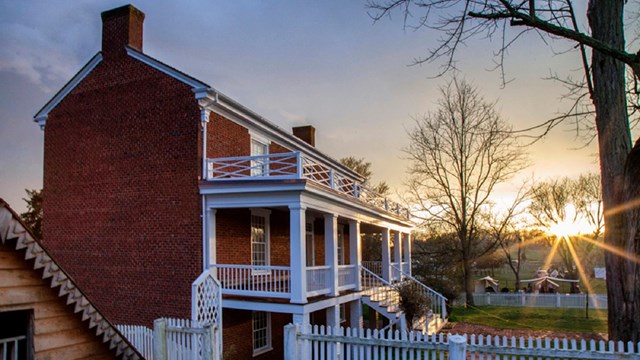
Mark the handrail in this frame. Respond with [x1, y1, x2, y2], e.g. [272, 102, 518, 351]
[206, 152, 411, 219]
[390, 263, 448, 321]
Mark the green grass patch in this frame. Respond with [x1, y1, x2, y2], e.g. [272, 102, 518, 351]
[449, 306, 607, 333]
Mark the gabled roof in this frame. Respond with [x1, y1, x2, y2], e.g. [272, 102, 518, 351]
[33, 46, 363, 180]
[0, 199, 143, 360]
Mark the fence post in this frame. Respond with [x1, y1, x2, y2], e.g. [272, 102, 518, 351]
[556, 293, 561, 308]
[284, 324, 298, 360]
[153, 319, 167, 360]
[448, 334, 467, 360]
[202, 325, 214, 360]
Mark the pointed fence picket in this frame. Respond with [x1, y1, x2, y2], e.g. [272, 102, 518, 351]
[116, 324, 154, 359]
[284, 324, 640, 360]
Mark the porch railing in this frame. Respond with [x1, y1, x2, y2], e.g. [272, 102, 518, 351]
[338, 264, 357, 291]
[306, 265, 331, 297]
[206, 152, 410, 219]
[210, 264, 290, 298]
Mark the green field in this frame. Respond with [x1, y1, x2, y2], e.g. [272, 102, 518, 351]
[449, 306, 608, 333]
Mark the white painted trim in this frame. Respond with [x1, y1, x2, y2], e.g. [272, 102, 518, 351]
[200, 184, 413, 231]
[125, 47, 208, 90]
[34, 53, 103, 127]
[248, 129, 272, 146]
[221, 291, 363, 313]
[252, 311, 272, 356]
[206, 208, 217, 268]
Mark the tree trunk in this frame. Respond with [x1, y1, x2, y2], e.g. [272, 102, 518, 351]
[587, 0, 636, 342]
[463, 253, 475, 306]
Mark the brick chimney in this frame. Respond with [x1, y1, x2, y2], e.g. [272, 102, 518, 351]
[101, 5, 145, 56]
[292, 125, 316, 147]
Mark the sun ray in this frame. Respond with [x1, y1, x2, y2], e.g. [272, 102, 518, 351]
[563, 237, 608, 317]
[564, 237, 595, 294]
[603, 196, 640, 217]
[575, 234, 640, 264]
[542, 237, 562, 271]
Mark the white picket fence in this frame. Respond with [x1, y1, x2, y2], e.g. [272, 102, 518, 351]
[117, 324, 154, 359]
[461, 292, 608, 309]
[284, 324, 640, 359]
[117, 318, 218, 360]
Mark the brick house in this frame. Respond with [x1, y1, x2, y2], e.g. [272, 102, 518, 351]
[34, 5, 445, 359]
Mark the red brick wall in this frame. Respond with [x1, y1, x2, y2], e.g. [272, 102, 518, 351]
[206, 112, 250, 158]
[42, 53, 202, 326]
[216, 208, 290, 266]
[222, 309, 291, 360]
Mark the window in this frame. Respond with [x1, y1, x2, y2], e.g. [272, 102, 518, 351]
[337, 225, 345, 265]
[339, 303, 346, 323]
[250, 138, 269, 176]
[251, 210, 270, 271]
[252, 311, 272, 356]
[0, 310, 32, 360]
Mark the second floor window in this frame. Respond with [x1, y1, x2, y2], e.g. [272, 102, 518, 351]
[251, 139, 269, 176]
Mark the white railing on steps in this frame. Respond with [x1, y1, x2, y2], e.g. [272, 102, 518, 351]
[390, 263, 448, 322]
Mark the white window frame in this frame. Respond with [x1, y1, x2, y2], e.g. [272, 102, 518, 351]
[250, 131, 271, 177]
[251, 209, 271, 275]
[252, 311, 272, 356]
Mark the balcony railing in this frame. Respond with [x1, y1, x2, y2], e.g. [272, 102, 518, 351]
[206, 152, 410, 219]
[211, 264, 291, 298]
[338, 264, 357, 291]
[306, 265, 331, 297]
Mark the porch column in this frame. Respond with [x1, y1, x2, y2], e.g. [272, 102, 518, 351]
[403, 233, 412, 276]
[393, 232, 401, 281]
[348, 220, 361, 291]
[292, 312, 310, 327]
[290, 204, 307, 304]
[350, 299, 363, 329]
[326, 305, 340, 328]
[204, 208, 217, 271]
[324, 214, 339, 297]
[381, 228, 391, 282]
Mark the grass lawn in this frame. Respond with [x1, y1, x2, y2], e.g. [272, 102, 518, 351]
[449, 306, 608, 333]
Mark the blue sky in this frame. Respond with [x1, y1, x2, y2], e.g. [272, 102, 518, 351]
[2, 0, 622, 213]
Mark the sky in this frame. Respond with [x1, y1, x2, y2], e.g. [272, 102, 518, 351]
[2, 0, 633, 214]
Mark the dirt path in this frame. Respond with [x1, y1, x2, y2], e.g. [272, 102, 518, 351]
[444, 322, 608, 341]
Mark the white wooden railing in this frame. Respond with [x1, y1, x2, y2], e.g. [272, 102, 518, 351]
[360, 265, 401, 315]
[361, 261, 382, 276]
[391, 264, 448, 323]
[206, 152, 410, 219]
[306, 265, 331, 296]
[0, 336, 26, 360]
[284, 324, 640, 360]
[338, 264, 357, 291]
[210, 264, 290, 298]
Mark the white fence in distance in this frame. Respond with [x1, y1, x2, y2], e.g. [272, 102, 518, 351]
[462, 292, 608, 309]
[284, 324, 640, 360]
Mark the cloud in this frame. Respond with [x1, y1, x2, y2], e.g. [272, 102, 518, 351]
[0, 2, 98, 93]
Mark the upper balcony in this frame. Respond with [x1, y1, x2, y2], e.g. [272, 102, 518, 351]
[205, 152, 410, 220]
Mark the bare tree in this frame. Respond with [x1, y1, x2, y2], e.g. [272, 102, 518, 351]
[528, 174, 605, 281]
[405, 77, 528, 305]
[486, 184, 530, 291]
[368, 0, 640, 341]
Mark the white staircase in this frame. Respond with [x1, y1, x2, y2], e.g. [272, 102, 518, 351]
[360, 264, 448, 334]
